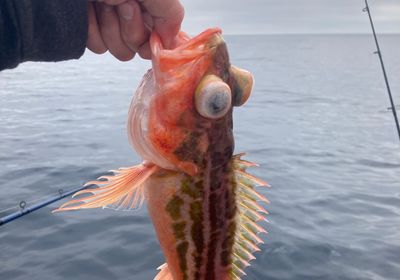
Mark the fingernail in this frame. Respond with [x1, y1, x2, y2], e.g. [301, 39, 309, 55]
[120, 3, 133, 20]
[142, 12, 153, 31]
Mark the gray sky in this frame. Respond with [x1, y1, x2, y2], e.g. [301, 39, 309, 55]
[180, 0, 400, 34]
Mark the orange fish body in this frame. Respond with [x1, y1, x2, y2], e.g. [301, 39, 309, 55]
[55, 28, 269, 280]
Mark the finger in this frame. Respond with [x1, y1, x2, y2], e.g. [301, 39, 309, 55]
[102, 0, 127, 5]
[141, 11, 153, 32]
[97, 3, 135, 61]
[137, 41, 151, 59]
[138, 0, 184, 48]
[87, 2, 107, 54]
[117, 0, 149, 53]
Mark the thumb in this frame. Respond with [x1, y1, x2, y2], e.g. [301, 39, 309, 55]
[139, 0, 184, 49]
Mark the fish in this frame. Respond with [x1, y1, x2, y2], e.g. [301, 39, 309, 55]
[54, 28, 269, 280]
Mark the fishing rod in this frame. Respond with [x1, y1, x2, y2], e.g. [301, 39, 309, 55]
[363, 0, 400, 141]
[0, 185, 87, 227]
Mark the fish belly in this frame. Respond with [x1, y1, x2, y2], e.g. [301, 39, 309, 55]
[146, 163, 236, 280]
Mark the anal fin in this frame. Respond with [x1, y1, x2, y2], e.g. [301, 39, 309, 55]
[154, 263, 173, 280]
[53, 162, 159, 212]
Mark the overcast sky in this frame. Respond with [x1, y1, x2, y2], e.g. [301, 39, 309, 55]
[180, 0, 400, 34]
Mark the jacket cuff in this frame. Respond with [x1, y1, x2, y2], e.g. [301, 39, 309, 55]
[2, 0, 88, 69]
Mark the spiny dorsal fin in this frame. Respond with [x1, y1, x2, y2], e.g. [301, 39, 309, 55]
[53, 163, 158, 212]
[231, 154, 270, 279]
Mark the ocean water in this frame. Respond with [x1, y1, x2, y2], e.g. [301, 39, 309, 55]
[0, 34, 399, 280]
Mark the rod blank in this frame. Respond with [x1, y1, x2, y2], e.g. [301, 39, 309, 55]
[364, 0, 400, 141]
[0, 186, 87, 226]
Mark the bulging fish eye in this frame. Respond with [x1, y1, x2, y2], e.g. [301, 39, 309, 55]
[195, 75, 232, 119]
[230, 66, 254, 107]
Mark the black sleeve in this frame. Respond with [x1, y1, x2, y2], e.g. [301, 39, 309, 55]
[0, 0, 88, 71]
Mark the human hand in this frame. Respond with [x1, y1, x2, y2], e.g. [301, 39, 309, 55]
[87, 0, 184, 60]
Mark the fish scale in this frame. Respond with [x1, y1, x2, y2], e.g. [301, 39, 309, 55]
[150, 156, 268, 280]
[160, 163, 236, 280]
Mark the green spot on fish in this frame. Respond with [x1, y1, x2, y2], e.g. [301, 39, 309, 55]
[173, 132, 203, 165]
[190, 201, 204, 254]
[177, 241, 189, 280]
[172, 222, 186, 240]
[181, 177, 202, 199]
[166, 195, 184, 220]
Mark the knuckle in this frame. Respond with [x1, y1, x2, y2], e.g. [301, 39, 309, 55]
[87, 38, 107, 54]
[112, 50, 136, 61]
[122, 32, 148, 51]
[88, 45, 108, 54]
[138, 46, 151, 59]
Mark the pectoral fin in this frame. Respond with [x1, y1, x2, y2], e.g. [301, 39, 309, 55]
[53, 162, 159, 212]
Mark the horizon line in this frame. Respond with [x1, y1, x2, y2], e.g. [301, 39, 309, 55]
[220, 32, 400, 36]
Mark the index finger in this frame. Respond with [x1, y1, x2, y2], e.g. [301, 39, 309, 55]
[139, 0, 184, 48]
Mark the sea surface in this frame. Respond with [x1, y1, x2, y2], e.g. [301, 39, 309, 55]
[0, 34, 399, 280]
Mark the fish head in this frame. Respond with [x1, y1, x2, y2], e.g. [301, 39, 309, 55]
[129, 28, 253, 176]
